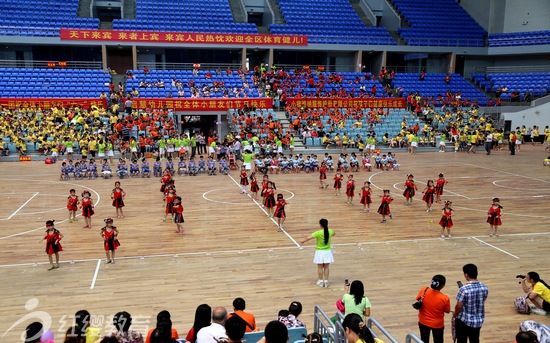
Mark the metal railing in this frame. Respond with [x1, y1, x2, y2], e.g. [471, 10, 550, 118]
[136, 62, 243, 71]
[474, 65, 550, 74]
[0, 59, 103, 69]
[405, 333, 424, 343]
[313, 306, 339, 343]
[333, 310, 399, 343]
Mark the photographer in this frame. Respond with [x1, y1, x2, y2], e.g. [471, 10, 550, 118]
[519, 272, 550, 315]
[414, 275, 451, 343]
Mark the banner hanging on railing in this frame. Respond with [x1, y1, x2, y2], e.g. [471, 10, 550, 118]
[0, 98, 107, 110]
[133, 98, 273, 111]
[60, 29, 308, 46]
[286, 98, 406, 109]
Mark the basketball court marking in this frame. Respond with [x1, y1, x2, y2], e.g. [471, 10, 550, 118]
[452, 205, 550, 219]
[202, 188, 256, 205]
[6, 192, 39, 220]
[1, 231, 544, 269]
[471, 236, 520, 259]
[492, 180, 550, 191]
[226, 173, 300, 247]
[460, 162, 550, 184]
[0, 180, 101, 240]
[90, 259, 101, 289]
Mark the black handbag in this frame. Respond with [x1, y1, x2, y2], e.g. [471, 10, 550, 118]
[412, 287, 429, 310]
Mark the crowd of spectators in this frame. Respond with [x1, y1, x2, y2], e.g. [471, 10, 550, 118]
[22, 299, 308, 343]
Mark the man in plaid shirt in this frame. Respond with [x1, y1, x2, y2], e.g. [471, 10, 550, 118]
[454, 263, 489, 343]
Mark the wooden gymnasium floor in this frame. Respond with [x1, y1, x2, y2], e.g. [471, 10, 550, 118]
[0, 145, 549, 343]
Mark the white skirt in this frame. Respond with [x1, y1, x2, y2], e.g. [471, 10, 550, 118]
[98, 152, 105, 157]
[66, 147, 73, 153]
[313, 249, 334, 264]
[108, 150, 114, 157]
[244, 162, 252, 170]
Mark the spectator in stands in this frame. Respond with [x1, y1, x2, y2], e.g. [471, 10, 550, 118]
[143, 66, 149, 74]
[185, 304, 211, 343]
[228, 298, 256, 332]
[524, 90, 532, 102]
[518, 320, 550, 343]
[196, 307, 228, 343]
[511, 90, 521, 102]
[420, 70, 425, 81]
[74, 310, 101, 343]
[125, 97, 133, 115]
[25, 322, 43, 343]
[278, 301, 305, 328]
[444, 74, 451, 84]
[65, 326, 86, 343]
[342, 280, 371, 321]
[217, 316, 246, 343]
[111, 311, 144, 343]
[258, 321, 288, 343]
[146, 311, 179, 343]
[342, 314, 381, 343]
[149, 318, 177, 343]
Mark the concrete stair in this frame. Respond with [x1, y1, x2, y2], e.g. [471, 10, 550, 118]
[349, 0, 374, 26]
[77, 0, 93, 18]
[122, 0, 136, 19]
[266, 0, 286, 24]
[228, 0, 247, 23]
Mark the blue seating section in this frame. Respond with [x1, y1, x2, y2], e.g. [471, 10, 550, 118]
[488, 31, 550, 47]
[127, 70, 260, 98]
[269, 0, 395, 45]
[0, 68, 110, 98]
[0, 0, 99, 37]
[112, 0, 257, 34]
[471, 73, 550, 100]
[392, 73, 488, 105]
[392, 0, 486, 47]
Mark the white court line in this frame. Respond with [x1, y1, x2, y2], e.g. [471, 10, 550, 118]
[452, 205, 550, 219]
[7, 192, 39, 220]
[367, 171, 386, 191]
[1, 231, 549, 269]
[0, 181, 101, 240]
[90, 259, 101, 289]
[226, 173, 301, 247]
[460, 162, 550, 184]
[471, 236, 520, 259]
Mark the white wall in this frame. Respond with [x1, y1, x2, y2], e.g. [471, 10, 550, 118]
[503, 101, 550, 131]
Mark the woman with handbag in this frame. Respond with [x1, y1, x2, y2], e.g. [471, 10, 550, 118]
[415, 275, 451, 343]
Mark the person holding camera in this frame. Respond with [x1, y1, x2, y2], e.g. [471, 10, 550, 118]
[342, 280, 372, 320]
[414, 275, 451, 343]
[520, 272, 550, 315]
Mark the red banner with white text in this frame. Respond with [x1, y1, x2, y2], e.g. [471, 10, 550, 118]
[0, 98, 107, 110]
[133, 98, 273, 111]
[60, 29, 308, 46]
[287, 98, 406, 109]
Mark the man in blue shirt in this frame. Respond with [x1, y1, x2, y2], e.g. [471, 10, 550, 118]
[454, 263, 489, 343]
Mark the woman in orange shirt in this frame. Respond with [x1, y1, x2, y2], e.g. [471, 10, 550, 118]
[415, 274, 451, 343]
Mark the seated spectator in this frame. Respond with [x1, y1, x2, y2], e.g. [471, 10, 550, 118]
[444, 74, 451, 84]
[74, 310, 101, 343]
[342, 314, 383, 343]
[518, 320, 550, 343]
[146, 311, 179, 343]
[150, 319, 178, 343]
[196, 307, 227, 343]
[65, 326, 86, 343]
[143, 66, 149, 74]
[258, 321, 288, 343]
[186, 304, 212, 343]
[278, 301, 305, 328]
[25, 322, 43, 343]
[111, 311, 144, 343]
[218, 316, 246, 343]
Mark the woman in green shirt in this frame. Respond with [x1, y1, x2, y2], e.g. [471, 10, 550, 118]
[342, 280, 371, 320]
[301, 218, 335, 288]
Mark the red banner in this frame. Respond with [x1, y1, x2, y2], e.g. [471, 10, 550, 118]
[134, 98, 273, 111]
[287, 98, 406, 109]
[0, 98, 107, 110]
[60, 29, 308, 46]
